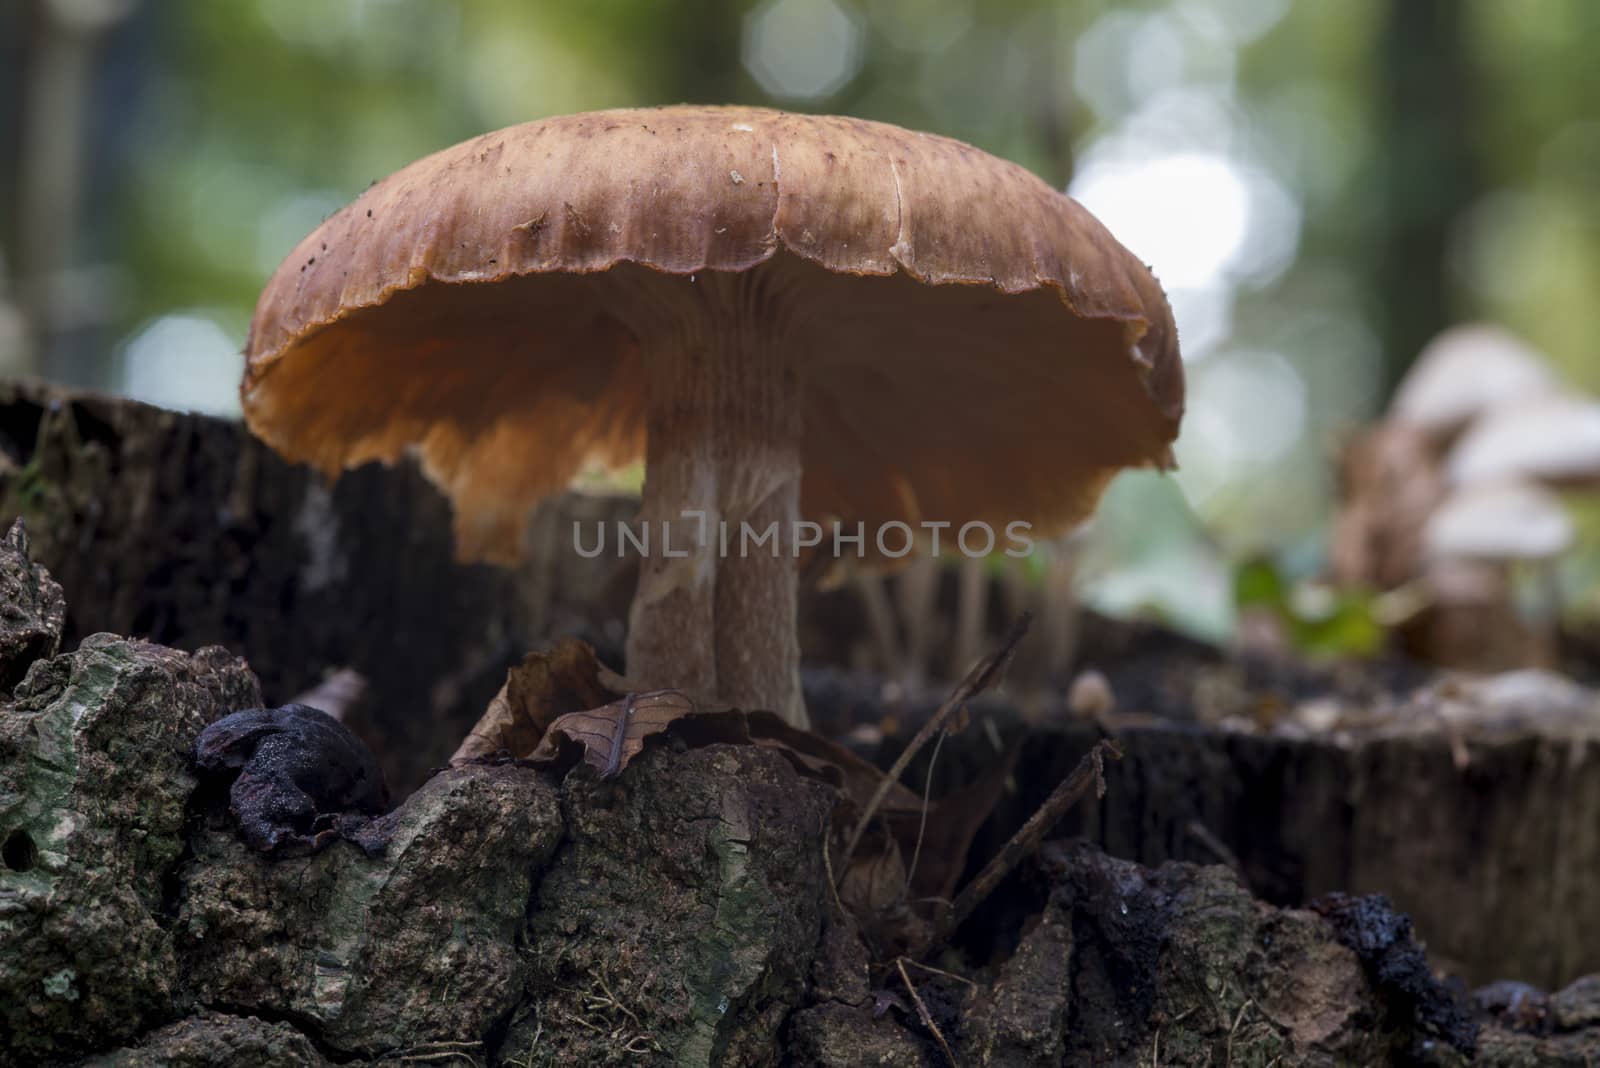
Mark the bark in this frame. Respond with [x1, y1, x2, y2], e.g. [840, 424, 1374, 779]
[911, 689, 1600, 993]
[0, 598, 260, 1061]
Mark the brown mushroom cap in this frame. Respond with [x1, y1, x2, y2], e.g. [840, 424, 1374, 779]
[244, 105, 1184, 562]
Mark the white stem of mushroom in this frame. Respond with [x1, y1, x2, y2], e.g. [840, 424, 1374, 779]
[624, 273, 807, 728]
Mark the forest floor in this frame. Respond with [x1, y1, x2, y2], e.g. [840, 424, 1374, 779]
[3, 380, 1599, 1066]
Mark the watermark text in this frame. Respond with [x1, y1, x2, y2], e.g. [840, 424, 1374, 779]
[573, 514, 1034, 559]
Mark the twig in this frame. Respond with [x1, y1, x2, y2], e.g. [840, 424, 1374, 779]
[1225, 998, 1255, 1066]
[395, 1039, 484, 1066]
[932, 739, 1120, 948]
[898, 956, 976, 988]
[897, 958, 959, 1067]
[602, 691, 637, 779]
[900, 722, 948, 902]
[591, 969, 643, 1032]
[838, 613, 1032, 884]
[820, 834, 848, 919]
[558, 1010, 604, 1033]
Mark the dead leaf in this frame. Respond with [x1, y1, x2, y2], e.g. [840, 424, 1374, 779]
[451, 640, 616, 764]
[746, 711, 921, 810]
[530, 689, 697, 778]
[839, 821, 910, 916]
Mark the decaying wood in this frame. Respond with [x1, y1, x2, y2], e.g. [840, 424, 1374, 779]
[9, 379, 1600, 999]
[0, 378, 635, 792]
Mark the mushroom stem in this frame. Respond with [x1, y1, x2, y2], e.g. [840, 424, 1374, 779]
[625, 279, 807, 727]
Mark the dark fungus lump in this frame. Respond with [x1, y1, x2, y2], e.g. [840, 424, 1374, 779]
[193, 704, 389, 854]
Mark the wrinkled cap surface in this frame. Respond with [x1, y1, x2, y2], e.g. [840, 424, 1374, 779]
[244, 105, 1185, 561]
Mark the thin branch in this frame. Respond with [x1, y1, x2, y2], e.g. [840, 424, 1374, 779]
[897, 958, 959, 1067]
[899, 721, 947, 903]
[1225, 998, 1255, 1066]
[820, 833, 848, 920]
[837, 612, 1032, 884]
[898, 956, 976, 988]
[932, 738, 1120, 948]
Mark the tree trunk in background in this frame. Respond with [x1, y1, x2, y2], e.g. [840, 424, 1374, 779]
[659, 0, 748, 103]
[1375, 0, 1481, 393]
[8, 0, 142, 385]
[1027, 9, 1075, 192]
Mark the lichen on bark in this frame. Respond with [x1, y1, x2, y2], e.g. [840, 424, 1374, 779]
[0, 622, 258, 1063]
[506, 744, 833, 1067]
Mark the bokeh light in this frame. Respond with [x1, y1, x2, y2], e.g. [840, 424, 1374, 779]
[742, 0, 864, 101]
[118, 312, 243, 417]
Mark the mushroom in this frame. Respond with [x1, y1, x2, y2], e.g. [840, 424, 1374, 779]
[1389, 323, 1556, 442]
[1423, 481, 1575, 563]
[241, 106, 1183, 728]
[1416, 481, 1575, 670]
[1445, 393, 1600, 489]
[1329, 421, 1446, 591]
[1332, 324, 1556, 592]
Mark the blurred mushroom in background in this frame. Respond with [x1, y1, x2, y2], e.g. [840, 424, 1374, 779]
[839, 548, 945, 697]
[1332, 322, 1598, 671]
[1000, 529, 1089, 697]
[841, 523, 1089, 713]
[1446, 394, 1600, 489]
[1419, 482, 1575, 668]
[1331, 420, 1445, 594]
[1388, 324, 1557, 446]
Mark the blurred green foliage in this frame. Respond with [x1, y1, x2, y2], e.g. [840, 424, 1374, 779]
[1234, 556, 1386, 658]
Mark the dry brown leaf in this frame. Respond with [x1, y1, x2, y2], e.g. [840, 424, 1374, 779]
[745, 711, 922, 811]
[451, 640, 617, 764]
[840, 827, 911, 916]
[530, 689, 698, 778]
